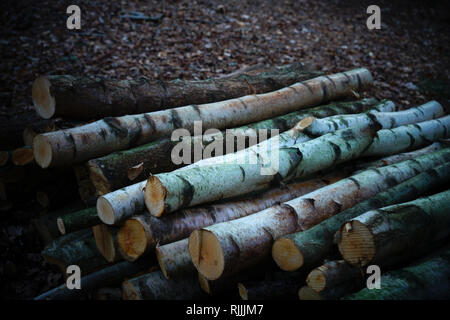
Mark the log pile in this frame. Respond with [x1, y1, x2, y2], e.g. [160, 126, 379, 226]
[5, 63, 446, 300]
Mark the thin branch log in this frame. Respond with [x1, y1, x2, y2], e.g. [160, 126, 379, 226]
[57, 207, 100, 235]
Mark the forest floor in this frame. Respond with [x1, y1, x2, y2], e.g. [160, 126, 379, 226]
[0, 0, 449, 299]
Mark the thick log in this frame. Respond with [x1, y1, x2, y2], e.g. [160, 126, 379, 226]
[344, 247, 450, 300]
[189, 148, 450, 280]
[305, 260, 364, 300]
[146, 124, 378, 218]
[92, 224, 121, 263]
[23, 118, 83, 146]
[88, 98, 386, 194]
[32, 63, 319, 119]
[338, 190, 450, 268]
[33, 68, 372, 168]
[272, 159, 450, 272]
[34, 258, 156, 300]
[122, 270, 206, 300]
[57, 207, 100, 235]
[41, 228, 110, 276]
[145, 109, 448, 218]
[119, 174, 345, 260]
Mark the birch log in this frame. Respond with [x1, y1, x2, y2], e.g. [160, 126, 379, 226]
[272, 160, 450, 272]
[87, 98, 385, 194]
[57, 207, 100, 235]
[338, 190, 450, 268]
[301, 100, 444, 136]
[305, 260, 365, 300]
[122, 270, 206, 300]
[32, 63, 319, 119]
[144, 108, 448, 218]
[33, 68, 372, 168]
[155, 239, 196, 279]
[343, 248, 450, 300]
[189, 148, 450, 280]
[118, 174, 345, 260]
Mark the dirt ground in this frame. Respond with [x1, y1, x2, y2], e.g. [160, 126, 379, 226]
[0, 0, 449, 299]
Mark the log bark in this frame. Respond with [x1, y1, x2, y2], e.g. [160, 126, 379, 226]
[34, 258, 156, 300]
[190, 148, 450, 280]
[32, 62, 320, 119]
[305, 260, 364, 300]
[92, 225, 121, 263]
[88, 98, 385, 194]
[122, 270, 206, 300]
[57, 207, 100, 235]
[302, 100, 444, 136]
[33, 68, 372, 168]
[41, 228, 110, 276]
[343, 247, 450, 300]
[272, 159, 450, 272]
[118, 174, 345, 260]
[338, 189, 450, 268]
[145, 124, 377, 217]
[22, 118, 84, 146]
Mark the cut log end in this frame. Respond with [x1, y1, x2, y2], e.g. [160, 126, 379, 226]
[92, 224, 116, 262]
[198, 273, 211, 294]
[144, 175, 167, 217]
[155, 246, 170, 279]
[32, 76, 55, 119]
[33, 135, 53, 168]
[272, 238, 304, 271]
[96, 197, 116, 225]
[117, 219, 147, 261]
[298, 286, 322, 300]
[294, 116, 316, 133]
[56, 217, 66, 235]
[238, 283, 248, 300]
[338, 220, 375, 267]
[87, 161, 112, 195]
[306, 269, 326, 292]
[188, 229, 225, 280]
[122, 280, 142, 300]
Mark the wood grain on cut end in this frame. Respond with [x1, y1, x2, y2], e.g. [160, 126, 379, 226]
[12, 146, 34, 166]
[96, 196, 116, 225]
[197, 273, 211, 294]
[92, 224, 116, 262]
[293, 116, 315, 133]
[306, 269, 326, 292]
[338, 220, 375, 267]
[122, 280, 142, 300]
[117, 219, 147, 261]
[272, 237, 304, 271]
[145, 175, 166, 217]
[32, 76, 55, 119]
[188, 229, 225, 280]
[238, 283, 248, 300]
[87, 162, 112, 195]
[33, 135, 53, 168]
[298, 286, 322, 300]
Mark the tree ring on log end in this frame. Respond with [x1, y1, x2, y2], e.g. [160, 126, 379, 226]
[117, 219, 147, 261]
[306, 269, 326, 292]
[188, 229, 224, 280]
[237, 283, 248, 300]
[338, 220, 375, 267]
[32, 76, 55, 119]
[97, 197, 116, 225]
[145, 175, 166, 217]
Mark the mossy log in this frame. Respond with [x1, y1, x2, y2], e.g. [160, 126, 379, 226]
[57, 207, 100, 235]
[34, 258, 156, 300]
[32, 63, 319, 119]
[88, 98, 386, 194]
[190, 148, 450, 280]
[305, 260, 364, 300]
[41, 228, 110, 276]
[33, 68, 372, 168]
[122, 270, 206, 300]
[272, 159, 450, 272]
[343, 247, 450, 300]
[338, 189, 450, 268]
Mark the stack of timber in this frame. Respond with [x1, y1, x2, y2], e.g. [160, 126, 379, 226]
[24, 64, 450, 300]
